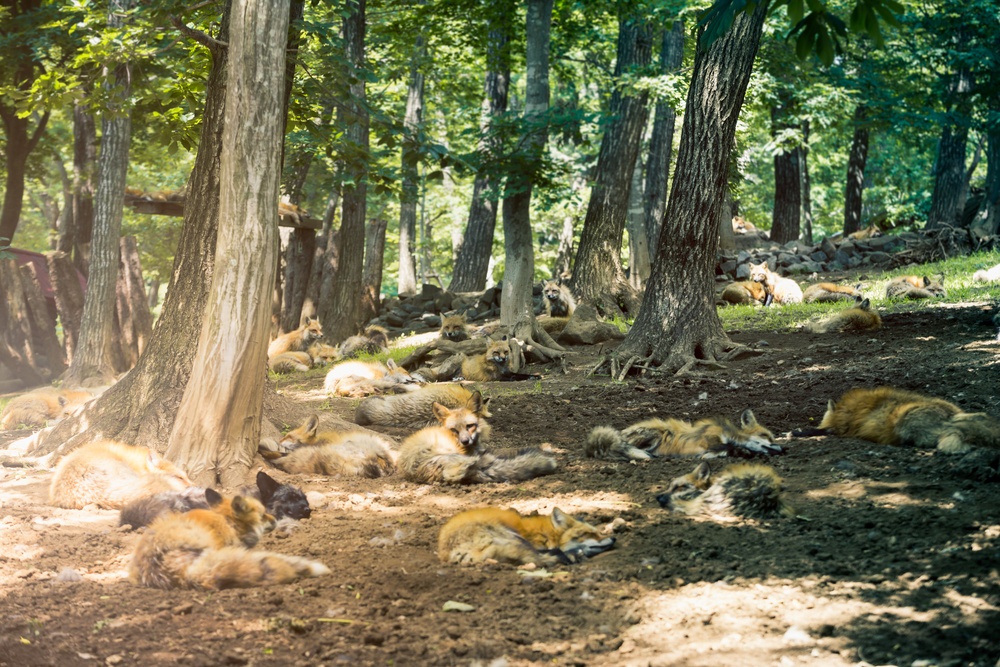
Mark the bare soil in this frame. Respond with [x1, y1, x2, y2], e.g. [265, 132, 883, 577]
[2, 300, 999, 667]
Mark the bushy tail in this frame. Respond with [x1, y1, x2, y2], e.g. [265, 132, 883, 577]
[584, 427, 653, 461]
[358, 451, 397, 478]
[119, 488, 209, 529]
[134, 546, 330, 590]
[470, 448, 558, 482]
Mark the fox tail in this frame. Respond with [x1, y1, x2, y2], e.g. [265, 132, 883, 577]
[584, 426, 653, 461]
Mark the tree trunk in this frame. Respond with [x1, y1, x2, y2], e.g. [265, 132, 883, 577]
[360, 217, 388, 324]
[398, 30, 426, 297]
[643, 20, 685, 253]
[626, 152, 650, 289]
[0, 260, 47, 386]
[280, 228, 315, 331]
[769, 103, 801, 244]
[718, 189, 736, 252]
[610, 1, 769, 372]
[302, 189, 339, 322]
[843, 105, 869, 235]
[927, 67, 973, 229]
[114, 235, 152, 371]
[71, 104, 97, 275]
[19, 262, 66, 375]
[320, 0, 368, 344]
[553, 214, 574, 279]
[800, 119, 813, 244]
[449, 2, 513, 293]
[166, 0, 288, 487]
[975, 124, 1000, 238]
[571, 16, 652, 315]
[46, 251, 85, 364]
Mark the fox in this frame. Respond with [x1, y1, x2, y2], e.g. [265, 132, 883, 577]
[355, 383, 491, 428]
[542, 280, 576, 318]
[720, 280, 768, 306]
[656, 461, 794, 521]
[49, 440, 194, 510]
[973, 263, 1000, 283]
[804, 297, 882, 334]
[802, 282, 862, 303]
[584, 409, 783, 461]
[308, 342, 341, 365]
[119, 471, 311, 529]
[796, 387, 1000, 454]
[268, 350, 312, 374]
[268, 415, 397, 478]
[129, 489, 329, 590]
[885, 275, 946, 300]
[1, 387, 94, 430]
[398, 391, 557, 484]
[268, 318, 324, 358]
[339, 325, 390, 359]
[731, 216, 757, 234]
[748, 261, 803, 305]
[324, 358, 420, 398]
[438, 507, 615, 567]
[440, 313, 470, 342]
[538, 316, 570, 335]
[847, 225, 882, 241]
[461, 335, 541, 382]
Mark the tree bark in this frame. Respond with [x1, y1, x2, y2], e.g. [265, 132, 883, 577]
[718, 190, 736, 252]
[843, 105, 869, 236]
[320, 0, 368, 344]
[976, 124, 1000, 238]
[0, 260, 47, 385]
[360, 217, 388, 324]
[449, 1, 513, 293]
[553, 214, 574, 279]
[769, 102, 801, 244]
[166, 0, 289, 487]
[626, 152, 650, 289]
[46, 251, 85, 364]
[927, 67, 973, 229]
[800, 119, 813, 244]
[280, 228, 315, 331]
[571, 16, 652, 315]
[19, 262, 66, 375]
[398, 29, 426, 296]
[302, 189, 339, 322]
[643, 20, 685, 253]
[114, 235, 152, 371]
[610, 1, 769, 373]
[71, 104, 97, 275]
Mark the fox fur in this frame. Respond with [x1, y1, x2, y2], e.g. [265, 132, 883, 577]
[438, 507, 614, 567]
[657, 461, 794, 521]
[732, 216, 757, 234]
[461, 335, 540, 382]
[802, 282, 862, 303]
[398, 392, 556, 484]
[440, 313, 470, 342]
[50, 440, 194, 510]
[804, 297, 882, 334]
[542, 280, 576, 318]
[339, 325, 390, 359]
[129, 489, 329, 590]
[847, 225, 882, 241]
[355, 383, 491, 428]
[885, 275, 946, 300]
[720, 281, 768, 306]
[748, 261, 803, 305]
[973, 263, 1000, 283]
[585, 409, 783, 460]
[814, 387, 1000, 454]
[1, 387, 94, 430]
[268, 318, 323, 358]
[324, 358, 420, 398]
[270, 415, 397, 478]
[307, 342, 341, 365]
[268, 351, 312, 374]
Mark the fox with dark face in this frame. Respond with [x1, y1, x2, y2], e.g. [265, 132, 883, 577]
[542, 280, 576, 318]
[461, 335, 540, 382]
[440, 313, 470, 342]
[656, 461, 794, 521]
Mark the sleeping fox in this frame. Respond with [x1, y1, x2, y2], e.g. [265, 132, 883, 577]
[803, 297, 881, 333]
[656, 461, 794, 521]
[355, 383, 490, 428]
[268, 415, 397, 478]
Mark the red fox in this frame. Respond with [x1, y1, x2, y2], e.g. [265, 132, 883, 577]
[355, 383, 491, 428]
[440, 313, 470, 342]
[460, 335, 541, 382]
[798, 387, 1000, 454]
[585, 409, 783, 460]
[1, 387, 94, 430]
[802, 282, 862, 303]
[268, 351, 313, 374]
[542, 280, 576, 318]
[804, 297, 881, 333]
[324, 358, 420, 398]
[49, 440, 194, 510]
[720, 280, 768, 306]
[129, 489, 329, 590]
[973, 263, 1000, 283]
[339, 325, 390, 359]
[268, 318, 324, 358]
[885, 275, 946, 300]
[731, 216, 757, 234]
[398, 391, 556, 484]
[269, 415, 396, 478]
[307, 342, 340, 365]
[847, 225, 882, 241]
[657, 461, 794, 520]
[748, 261, 803, 305]
[438, 507, 614, 567]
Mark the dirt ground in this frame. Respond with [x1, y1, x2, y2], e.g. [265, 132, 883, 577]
[1, 299, 999, 667]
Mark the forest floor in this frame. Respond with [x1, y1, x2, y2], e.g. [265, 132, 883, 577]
[1, 296, 999, 667]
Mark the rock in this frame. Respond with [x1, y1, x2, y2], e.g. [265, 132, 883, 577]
[419, 283, 442, 299]
[810, 250, 828, 262]
[800, 261, 824, 274]
[735, 263, 751, 279]
[54, 567, 82, 583]
[719, 260, 737, 276]
[838, 241, 857, 256]
[783, 626, 813, 646]
[737, 250, 752, 264]
[867, 251, 892, 265]
[777, 253, 797, 267]
[421, 314, 442, 327]
[821, 237, 838, 258]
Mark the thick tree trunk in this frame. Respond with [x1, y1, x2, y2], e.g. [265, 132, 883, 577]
[114, 235, 152, 371]
[71, 105, 97, 275]
[360, 217, 388, 324]
[450, 3, 512, 293]
[166, 0, 288, 487]
[398, 31, 426, 297]
[769, 103, 801, 244]
[843, 105, 870, 235]
[280, 228, 315, 331]
[553, 214, 574, 279]
[626, 153, 650, 289]
[46, 251, 85, 364]
[643, 20, 685, 253]
[571, 16, 652, 315]
[0, 260, 47, 385]
[0, 111, 49, 246]
[320, 0, 368, 344]
[302, 189, 339, 322]
[927, 124, 970, 229]
[975, 125, 1000, 238]
[718, 190, 736, 252]
[611, 2, 769, 373]
[19, 262, 66, 375]
[800, 119, 813, 244]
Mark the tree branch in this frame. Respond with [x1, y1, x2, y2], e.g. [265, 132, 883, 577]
[170, 15, 227, 52]
[25, 111, 50, 155]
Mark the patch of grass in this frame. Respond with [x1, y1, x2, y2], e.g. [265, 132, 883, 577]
[349, 344, 421, 366]
[608, 315, 633, 333]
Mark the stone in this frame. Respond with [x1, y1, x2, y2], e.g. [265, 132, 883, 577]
[810, 250, 828, 262]
[719, 260, 737, 276]
[735, 263, 751, 280]
[559, 304, 625, 345]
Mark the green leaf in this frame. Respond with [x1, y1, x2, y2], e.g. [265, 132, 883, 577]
[795, 25, 815, 60]
[787, 0, 804, 24]
[865, 9, 884, 47]
[816, 28, 834, 66]
[849, 4, 866, 33]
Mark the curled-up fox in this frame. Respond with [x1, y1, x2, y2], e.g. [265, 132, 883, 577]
[355, 383, 490, 428]
[656, 461, 794, 521]
[268, 415, 397, 478]
[804, 297, 881, 334]
[802, 282, 862, 304]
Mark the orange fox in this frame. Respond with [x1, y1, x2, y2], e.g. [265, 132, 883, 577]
[657, 462, 794, 520]
[49, 440, 193, 509]
[269, 415, 397, 478]
[799, 387, 1000, 454]
[720, 280, 768, 306]
[440, 313, 470, 342]
[268, 351, 313, 374]
[585, 410, 783, 460]
[732, 216, 758, 234]
[460, 336, 541, 382]
[804, 297, 881, 333]
[355, 383, 490, 428]
[268, 318, 324, 358]
[542, 280, 576, 318]
[129, 489, 329, 590]
[398, 391, 556, 484]
[802, 282, 862, 303]
[748, 261, 803, 305]
[307, 342, 341, 365]
[885, 275, 946, 300]
[438, 507, 614, 567]
[847, 225, 882, 241]
[324, 358, 420, 398]
[1, 387, 94, 430]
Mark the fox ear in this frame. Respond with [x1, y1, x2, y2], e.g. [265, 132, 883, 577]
[145, 450, 163, 471]
[386, 359, 398, 371]
[740, 409, 758, 428]
[256, 471, 280, 499]
[500, 334, 508, 342]
[466, 390, 483, 414]
[922, 276, 931, 287]
[205, 488, 224, 507]
[693, 461, 712, 482]
[551, 507, 571, 529]
[432, 402, 450, 423]
[231, 496, 250, 514]
[304, 415, 319, 438]
[859, 298, 871, 310]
